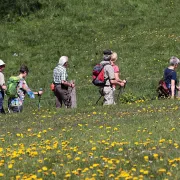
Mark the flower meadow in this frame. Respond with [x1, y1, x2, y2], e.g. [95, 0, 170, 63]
[0, 100, 179, 179]
[0, 1, 180, 179]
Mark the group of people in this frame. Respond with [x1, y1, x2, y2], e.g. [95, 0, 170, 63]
[98, 51, 180, 104]
[1, 51, 180, 114]
[97, 49, 126, 105]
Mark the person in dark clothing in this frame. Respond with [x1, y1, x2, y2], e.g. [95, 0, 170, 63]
[164, 56, 180, 99]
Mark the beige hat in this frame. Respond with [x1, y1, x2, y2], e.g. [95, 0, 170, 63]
[0, 59, 5, 66]
[58, 56, 68, 66]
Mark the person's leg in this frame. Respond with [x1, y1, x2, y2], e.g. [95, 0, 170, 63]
[54, 85, 63, 108]
[0, 91, 5, 114]
[55, 95, 62, 108]
[103, 86, 114, 105]
[97, 87, 104, 105]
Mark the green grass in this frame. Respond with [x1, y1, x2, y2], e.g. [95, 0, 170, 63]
[0, 0, 180, 179]
[0, 100, 180, 179]
[1, 0, 180, 104]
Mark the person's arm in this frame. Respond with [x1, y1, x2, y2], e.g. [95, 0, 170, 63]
[26, 89, 43, 98]
[110, 79, 124, 86]
[114, 72, 120, 81]
[1, 84, 6, 90]
[171, 79, 175, 98]
[61, 80, 75, 88]
[22, 80, 43, 98]
[33, 90, 43, 96]
[114, 72, 126, 85]
[0, 73, 6, 90]
[59, 68, 75, 88]
[107, 65, 123, 86]
[113, 65, 126, 84]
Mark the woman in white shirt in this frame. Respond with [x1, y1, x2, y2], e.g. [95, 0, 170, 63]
[0, 59, 6, 114]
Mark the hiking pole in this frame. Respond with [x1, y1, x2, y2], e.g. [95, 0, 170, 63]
[95, 95, 103, 105]
[38, 88, 43, 110]
[117, 80, 127, 102]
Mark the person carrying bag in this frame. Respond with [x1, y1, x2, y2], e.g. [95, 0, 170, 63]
[157, 56, 180, 99]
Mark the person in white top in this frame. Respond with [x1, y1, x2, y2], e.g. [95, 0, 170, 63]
[0, 59, 6, 114]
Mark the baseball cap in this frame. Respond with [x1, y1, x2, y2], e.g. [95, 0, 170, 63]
[103, 49, 113, 55]
[0, 59, 5, 66]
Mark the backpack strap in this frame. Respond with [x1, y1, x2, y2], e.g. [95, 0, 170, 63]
[163, 70, 174, 80]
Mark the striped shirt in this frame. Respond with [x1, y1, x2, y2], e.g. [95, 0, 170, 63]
[53, 65, 68, 84]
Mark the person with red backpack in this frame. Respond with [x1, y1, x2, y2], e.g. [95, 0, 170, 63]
[92, 49, 125, 105]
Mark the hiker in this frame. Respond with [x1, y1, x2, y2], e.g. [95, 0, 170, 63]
[98, 49, 126, 105]
[110, 52, 126, 90]
[8, 65, 43, 113]
[53, 56, 75, 108]
[164, 56, 180, 99]
[0, 59, 6, 114]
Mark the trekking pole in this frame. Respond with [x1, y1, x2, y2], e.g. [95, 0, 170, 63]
[95, 95, 103, 105]
[38, 88, 43, 110]
[116, 80, 127, 102]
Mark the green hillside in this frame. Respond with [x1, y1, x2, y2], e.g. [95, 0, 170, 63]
[0, 1, 180, 179]
[1, 0, 180, 107]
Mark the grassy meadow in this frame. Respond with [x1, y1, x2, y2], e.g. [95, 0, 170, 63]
[0, 0, 180, 179]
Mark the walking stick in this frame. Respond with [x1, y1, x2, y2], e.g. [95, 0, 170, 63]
[38, 88, 43, 110]
[116, 80, 127, 102]
[95, 95, 103, 105]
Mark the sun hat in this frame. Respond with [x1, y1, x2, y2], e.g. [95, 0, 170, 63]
[58, 56, 68, 66]
[0, 59, 5, 66]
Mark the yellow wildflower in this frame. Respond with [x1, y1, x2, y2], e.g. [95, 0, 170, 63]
[42, 166, 48, 171]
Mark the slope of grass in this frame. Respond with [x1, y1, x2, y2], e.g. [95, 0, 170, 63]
[1, 0, 180, 108]
[0, 1, 180, 179]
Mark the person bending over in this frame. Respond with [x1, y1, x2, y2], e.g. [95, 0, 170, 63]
[53, 56, 75, 108]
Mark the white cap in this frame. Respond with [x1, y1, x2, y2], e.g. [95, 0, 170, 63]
[0, 59, 5, 66]
[58, 56, 68, 66]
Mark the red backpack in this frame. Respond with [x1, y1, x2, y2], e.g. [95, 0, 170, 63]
[92, 64, 108, 86]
